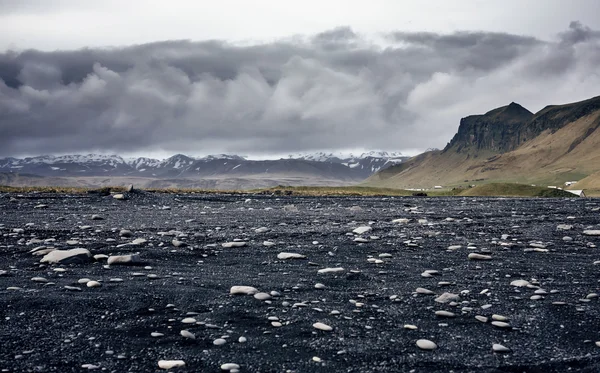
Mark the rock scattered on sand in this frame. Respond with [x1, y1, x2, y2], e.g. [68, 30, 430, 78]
[221, 363, 240, 371]
[583, 230, 600, 236]
[313, 322, 333, 331]
[416, 339, 437, 350]
[213, 338, 227, 346]
[493, 344, 511, 353]
[435, 310, 456, 318]
[230, 286, 259, 295]
[254, 292, 272, 300]
[86, 281, 101, 288]
[491, 321, 511, 328]
[416, 287, 435, 295]
[181, 318, 196, 324]
[510, 279, 530, 287]
[158, 360, 185, 369]
[113, 194, 126, 200]
[435, 292, 459, 303]
[40, 248, 91, 264]
[180, 330, 195, 339]
[222, 242, 247, 248]
[107, 254, 141, 265]
[277, 252, 306, 260]
[352, 226, 372, 235]
[317, 267, 345, 274]
[468, 253, 492, 260]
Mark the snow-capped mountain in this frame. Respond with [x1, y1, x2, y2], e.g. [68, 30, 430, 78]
[289, 151, 409, 176]
[0, 152, 409, 180]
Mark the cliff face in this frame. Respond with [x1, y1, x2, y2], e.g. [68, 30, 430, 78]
[443, 102, 533, 154]
[366, 95, 600, 189]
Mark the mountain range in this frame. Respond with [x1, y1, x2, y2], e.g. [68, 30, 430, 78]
[0, 151, 409, 189]
[367, 95, 600, 190]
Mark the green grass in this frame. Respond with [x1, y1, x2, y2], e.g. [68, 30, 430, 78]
[458, 183, 577, 197]
[0, 183, 585, 197]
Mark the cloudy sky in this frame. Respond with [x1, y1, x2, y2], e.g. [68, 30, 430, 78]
[1, 0, 600, 159]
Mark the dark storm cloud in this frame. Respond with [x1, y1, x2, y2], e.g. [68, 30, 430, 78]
[1, 23, 599, 157]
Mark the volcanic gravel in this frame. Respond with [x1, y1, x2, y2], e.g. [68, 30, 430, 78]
[1, 191, 600, 372]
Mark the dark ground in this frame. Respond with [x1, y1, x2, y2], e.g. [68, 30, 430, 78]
[1, 191, 599, 373]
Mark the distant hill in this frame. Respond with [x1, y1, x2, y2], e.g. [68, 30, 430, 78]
[0, 151, 408, 189]
[366, 95, 600, 189]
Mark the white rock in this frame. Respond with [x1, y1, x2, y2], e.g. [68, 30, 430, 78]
[317, 267, 345, 274]
[107, 254, 141, 265]
[180, 330, 195, 339]
[230, 286, 259, 295]
[158, 360, 185, 369]
[255, 227, 269, 233]
[31, 277, 48, 283]
[253, 292, 272, 300]
[492, 344, 511, 353]
[314, 283, 326, 289]
[263, 241, 275, 246]
[435, 310, 455, 318]
[313, 322, 333, 331]
[510, 279, 530, 287]
[131, 238, 147, 245]
[86, 281, 101, 288]
[468, 253, 492, 260]
[277, 252, 306, 260]
[222, 242, 247, 248]
[491, 321, 511, 328]
[221, 363, 241, 371]
[583, 230, 600, 236]
[416, 339, 437, 350]
[113, 194, 126, 200]
[475, 315, 488, 323]
[213, 338, 227, 346]
[352, 226, 372, 235]
[435, 292, 459, 303]
[392, 218, 410, 224]
[415, 287, 435, 295]
[181, 317, 197, 324]
[492, 314, 508, 321]
[238, 336, 247, 343]
[40, 248, 91, 264]
[353, 237, 369, 243]
[151, 332, 164, 337]
[403, 324, 418, 330]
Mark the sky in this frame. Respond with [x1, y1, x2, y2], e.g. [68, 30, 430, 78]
[1, 0, 600, 159]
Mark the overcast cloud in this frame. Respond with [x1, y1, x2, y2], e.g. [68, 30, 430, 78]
[1, 3, 600, 157]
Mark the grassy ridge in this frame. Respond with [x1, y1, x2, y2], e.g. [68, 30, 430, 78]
[0, 183, 587, 197]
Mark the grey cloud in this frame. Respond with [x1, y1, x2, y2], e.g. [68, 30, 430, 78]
[1, 24, 600, 157]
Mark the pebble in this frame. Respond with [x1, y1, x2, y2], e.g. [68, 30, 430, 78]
[151, 332, 164, 338]
[180, 330, 195, 339]
[277, 252, 306, 260]
[468, 253, 492, 260]
[353, 226, 372, 235]
[230, 286, 259, 295]
[107, 254, 141, 265]
[158, 360, 185, 369]
[222, 242, 247, 248]
[416, 339, 437, 350]
[213, 338, 227, 346]
[403, 324, 418, 330]
[475, 315, 488, 323]
[492, 344, 511, 353]
[314, 283, 326, 289]
[181, 318, 197, 324]
[86, 281, 101, 288]
[254, 292, 272, 300]
[510, 279, 530, 287]
[40, 248, 91, 264]
[238, 336, 247, 343]
[492, 314, 508, 321]
[435, 292, 459, 303]
[317, 267, 345, 274]
[313, 322, 333, 331]
[491, 321, 511, 328]
[221, 363, 241, 371]
[416, 287, 435, 295]
[435, 310, 455, 318]
[583, 230, 600, 236]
